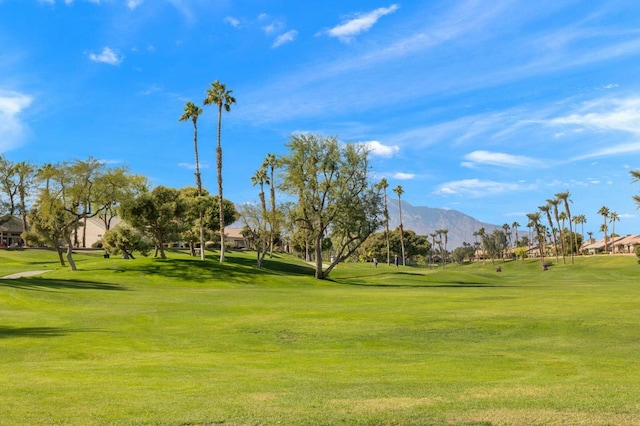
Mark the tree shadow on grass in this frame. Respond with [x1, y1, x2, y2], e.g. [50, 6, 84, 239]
[98, 252, 316, 284]
[1, 277, 129, 292]
[0, 326, 102, 339]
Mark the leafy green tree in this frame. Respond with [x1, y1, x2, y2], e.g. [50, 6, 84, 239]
[121, 186, 185, 259]
[361, 228, 430, 264]
[451, 244, 474, 265]
[28, 158, 135, 270]
[203, 80, 236, 263]
[279, 133, 382, 279]
[180, 101, 206, 261]
[573, 214, 587, 253]
[482, 229, 508, 264]
[23, 204, 66, 265]
[103, 224, 150, 259]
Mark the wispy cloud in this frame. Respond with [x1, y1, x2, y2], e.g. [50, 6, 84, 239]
[224, 16, 241, 28]
[462, 150, 544, 168]
[127, 0, 143, 9]
[178, 162, 209, 171]
[434, 179, 537, 198]
[272, 30, 298, 48]
[322, 4, 400, 42]
[393, 172, 416, 180]
[0, 91, 33, 152]
[88, 46, 123, 65]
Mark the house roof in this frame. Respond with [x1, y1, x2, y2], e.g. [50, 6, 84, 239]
[0, 215, 23, 233]
[583, 236, 626, 250]
[613, 235, 640, 246]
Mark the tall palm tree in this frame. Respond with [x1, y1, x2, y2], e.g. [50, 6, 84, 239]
[378, 178, 391, 265]
[263, 153, 278, 258]
[204, 80, 236, 263]
[393, 185, 406, 266]
[597, 206, 610, 253]
[441, 228, 449, 269]
[609, 211, 619, 252]
[555, 191, 574, 263]
[573, 214, 587, 251]
[539, 204, 558, 262]
[547, 198, 565, 264]
[511, 221, 520, 247]
[251, 166, 269, 267]
[179, 101, 205, 260]
[526, 212, 544, 264]
[632, 169, 640, 208]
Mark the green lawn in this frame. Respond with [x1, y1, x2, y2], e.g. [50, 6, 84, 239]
[1, 249, 639, 425]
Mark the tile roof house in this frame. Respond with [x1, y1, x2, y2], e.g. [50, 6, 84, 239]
[0, 215, 24, 247]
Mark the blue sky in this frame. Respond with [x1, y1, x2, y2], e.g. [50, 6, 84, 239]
[2, 0, 640, 239]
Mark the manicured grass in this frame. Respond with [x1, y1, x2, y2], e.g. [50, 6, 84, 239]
[1, 249, 639, 425]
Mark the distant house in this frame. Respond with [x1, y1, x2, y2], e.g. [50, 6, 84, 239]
[582, 236, 626, 255]
[225, 227, 247, 249]
[0, 215, 24, 247]
[611, 235, 640, 254]
[81, 216, 122, 248]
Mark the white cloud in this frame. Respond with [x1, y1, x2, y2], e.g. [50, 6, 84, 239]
[0, 91, 33, 152]
[434, 179, 536, 198]
[262, 20, 284, 35]
[393, 172, 415, 180]
[178, 162, 209, 171]
[88, 47, 123, 65]
[359, 140, 399, 158]
[323, 4, 400, 42]
[463, 150, 544, 168]
[127, 0, 143, 9]
[224, 16, 240, 28]
[272, 30, 298, 48]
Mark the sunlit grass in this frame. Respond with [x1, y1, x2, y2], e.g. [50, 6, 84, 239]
[1, 249, 639, 424]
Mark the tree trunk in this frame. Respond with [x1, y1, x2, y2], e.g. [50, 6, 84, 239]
[65, 235, 77, 271]
[199, 211, 205, 261]
[56, 246, 65, 266]
[314, 235, 324, 279]
[217, 105, 225, 263]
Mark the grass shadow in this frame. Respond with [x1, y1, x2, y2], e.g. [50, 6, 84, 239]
[0, 326, 102, 339]
[1, 277, 130, 292]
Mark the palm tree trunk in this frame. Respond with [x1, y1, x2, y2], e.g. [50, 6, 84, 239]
[217, 105, 225, 263]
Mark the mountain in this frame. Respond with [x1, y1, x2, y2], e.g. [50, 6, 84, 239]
[386, 201, 502, 250]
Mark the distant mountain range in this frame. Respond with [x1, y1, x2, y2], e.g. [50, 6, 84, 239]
[386, 200, 501, 250]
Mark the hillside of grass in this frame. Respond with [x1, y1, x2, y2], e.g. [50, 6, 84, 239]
[1, 248, 639, 425]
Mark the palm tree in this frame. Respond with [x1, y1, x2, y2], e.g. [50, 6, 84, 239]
[597, 206, 610, 253]
[251, 166, 269, 267]
[547, 198, 565, 264]
[378, 178, 391, 265]
[632, 169, 640, 208]
[502, 223, 511, 253]
[179, 101, 205, 260]
[204, 80, 236, 263]
[526, 212, 544, 264]
[441, 228, 449, 269]
[555, 191, 574, 263]
[511, 221, 520, 247]
[263, 153, 278, 257]
[573, 214, 587, 252]
[429, 232, 438, 268]
[393, 185, 406, 266]
[609, 211, 619, 252]
[539, 204, 558, 262]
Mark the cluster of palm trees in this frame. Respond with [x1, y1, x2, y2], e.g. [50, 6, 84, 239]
[523, 191, 580, 264]
[179, 80, 236, 262]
